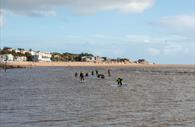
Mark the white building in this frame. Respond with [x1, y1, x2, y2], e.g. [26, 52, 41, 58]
[94, 56, 104, 63]
[14, 56, 27, 62]
[14, 49, 21, 53]
[32, 52, 51, 62]
[2, 54, 14, 61]
[81, 56, 104, 63]
[0, 55, 6, 62]
[29, 51, 36, 56]
[81, 56, 95, 62]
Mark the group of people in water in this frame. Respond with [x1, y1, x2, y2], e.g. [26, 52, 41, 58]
[74, 69, 124, 87]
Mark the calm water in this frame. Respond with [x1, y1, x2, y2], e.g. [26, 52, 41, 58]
[0, 66, 195, 127]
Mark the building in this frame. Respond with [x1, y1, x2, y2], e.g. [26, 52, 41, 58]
[32, 52, 51, 62]
[94, 56, 104, 63]
[14, 56, 27, 62]
[29, 51, 36, 56]
[0, 55, 6, 62]
[81, 56, 95, 62]
[14, 49, 21, 53]
[2, 54, 14, 61]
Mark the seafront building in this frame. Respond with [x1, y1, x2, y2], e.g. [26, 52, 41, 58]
[14, 56, 27, 62]
[0, 55, 6, 62]
[81, 56, 95, 62]
[0, 48, 52, 62]
[94, 56, 104, 63]
[32, 51, 52, 62]
[0, 54, 14, 61]
[1, 47, 145, 64]
[0, 54, 27, 62]
[81, 56, 105, 63]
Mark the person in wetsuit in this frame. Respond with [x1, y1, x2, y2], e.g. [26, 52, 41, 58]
[95, 70, 99, 75]
[80, 72, 85, 82]
[75, 72, 78, 78]
[116, 77, 123, 87]
[108, 69, 111, 77]
[85, 73, 89, 77]
[91, 71, 94, 76]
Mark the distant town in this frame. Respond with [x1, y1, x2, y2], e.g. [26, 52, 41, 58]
[0, 47, 151, 64]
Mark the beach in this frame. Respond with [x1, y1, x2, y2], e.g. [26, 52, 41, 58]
[1, 61, 194, 68]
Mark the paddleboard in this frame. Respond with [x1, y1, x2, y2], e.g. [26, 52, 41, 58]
[111, 84, 128, 87]
[80, 81, 86, 83]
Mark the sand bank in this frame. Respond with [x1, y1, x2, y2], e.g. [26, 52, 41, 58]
[1, 61, 194, 68]
[1, 61, 158, 68]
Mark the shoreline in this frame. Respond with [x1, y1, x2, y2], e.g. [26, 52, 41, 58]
[1, 61, 194, 69]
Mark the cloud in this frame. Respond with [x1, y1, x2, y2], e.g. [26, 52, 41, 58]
[0, 0, 154, 16]
[147, 48, 160, 56]
[14, 10, 57, 17]
[0, 10, 5, 28]
[158, 15, 195, 30]
[162, 44, 189, 56]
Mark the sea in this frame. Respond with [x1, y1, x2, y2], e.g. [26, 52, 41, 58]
[0, 66, 195, 127]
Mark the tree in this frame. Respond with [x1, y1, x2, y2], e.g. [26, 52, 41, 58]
[25, 52, 33, 61]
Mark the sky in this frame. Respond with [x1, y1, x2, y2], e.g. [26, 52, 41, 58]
[0, 0, 194, 64]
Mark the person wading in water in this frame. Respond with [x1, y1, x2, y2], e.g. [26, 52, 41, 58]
[75, 72, 78, 78]
[80, 72, 85, 82]
[108, 69, 111, 77]
[116, 77, 123, 87]
[95, 70, 99, 75]
[91, 71, 94, 76]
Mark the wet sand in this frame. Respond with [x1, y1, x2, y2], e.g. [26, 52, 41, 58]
[0, 66, 195, 127]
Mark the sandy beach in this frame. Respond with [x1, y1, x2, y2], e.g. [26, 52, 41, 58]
[3, 61, 147, 67]
[2, 61, 194, 69]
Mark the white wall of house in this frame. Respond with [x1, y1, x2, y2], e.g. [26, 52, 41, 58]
[32, 52, 51, 62]
[5, 54, 14, 61]
[0, 55, 6, 62]
[94, 56, 104, 63]
[14, 56, 27, 62]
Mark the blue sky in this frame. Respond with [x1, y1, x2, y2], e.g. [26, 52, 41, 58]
[0, 0, 194, 64]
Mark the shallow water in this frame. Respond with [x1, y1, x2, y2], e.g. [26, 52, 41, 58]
[0, 66, 195, 127]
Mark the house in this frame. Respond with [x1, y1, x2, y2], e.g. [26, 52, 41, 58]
[32, 52, 51, 62]
[14, 49, 21, 53]
[20, 50, 28, 54]
[3, 54, 14, 61]
[81, 56, 95, 62]
[94, 56, 104, 63]
[0, 55, 6, 62]
[29, 51, 36, 56]
[14, 56, 27, 62]
[81, 56, 105, 63]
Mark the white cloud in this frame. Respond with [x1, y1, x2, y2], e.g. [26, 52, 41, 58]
[162, 44, 189, 56]
[0, 0, 154, 16]
[0, 10, 5, 28]
[147, 48, 160, 56]
[159, 15, 195, 30]
[14, 10, 57, 17]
